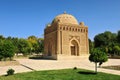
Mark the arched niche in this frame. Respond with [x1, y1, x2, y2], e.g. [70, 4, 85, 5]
[70, 40, 79, 56]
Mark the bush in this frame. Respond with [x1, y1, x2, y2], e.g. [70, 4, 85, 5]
[7, 68, 15, 75]
[73, 67, 77, 70]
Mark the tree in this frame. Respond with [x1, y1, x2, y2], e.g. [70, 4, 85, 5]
[94, 31, 118, 56]
[27, 35, 38, 53]
[27, 36, 44, 55]
[32, 38, 44, 55]
[113, 45, 120, 56]
[0, 35, 5, 40]
[94, 33, 106, 47]
[117, 30, 120, 43]
[40, 40, 44, 53]
[94, 31, 117, 48]
[0, 40, 15, 61]
[0, 40, 4, 60]
[11, 37, 19, 56]
[18, 38, 31, 56]
[89, 39, 94, 53]
[89, 48, 108, 73]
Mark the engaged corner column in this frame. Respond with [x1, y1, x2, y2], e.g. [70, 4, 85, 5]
[57, 30, 60, 55]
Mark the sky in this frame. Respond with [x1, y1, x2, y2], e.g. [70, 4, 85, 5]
[0, 0, 120, 40]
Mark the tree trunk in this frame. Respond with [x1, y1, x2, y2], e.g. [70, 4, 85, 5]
[95, 62, 97, 73]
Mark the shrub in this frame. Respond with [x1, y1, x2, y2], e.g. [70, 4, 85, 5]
[7, 68, 15, 75]
[73, 67, 77, 70]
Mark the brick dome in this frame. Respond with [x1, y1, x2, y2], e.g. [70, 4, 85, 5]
[52, 13, 78, 25]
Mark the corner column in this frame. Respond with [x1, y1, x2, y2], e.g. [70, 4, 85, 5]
[57, 28, 60, 54]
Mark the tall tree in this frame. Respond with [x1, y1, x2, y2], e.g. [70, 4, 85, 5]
[89, 39, 94, 53]
[11, 37, 19, 55]
[94, 31, 117, 48]
[117, 30, 120, 43]
[38, 38, 44, 53]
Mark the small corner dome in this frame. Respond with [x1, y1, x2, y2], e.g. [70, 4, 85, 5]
[52, 12, 79, 25]
[79, 22, 84, 26]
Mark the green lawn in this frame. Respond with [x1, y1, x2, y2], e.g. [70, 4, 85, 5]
[0, 69, 120, 80]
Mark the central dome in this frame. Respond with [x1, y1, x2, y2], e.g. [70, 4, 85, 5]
[52, 13, 78, 25]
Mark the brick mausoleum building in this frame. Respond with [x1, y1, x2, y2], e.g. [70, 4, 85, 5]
[44, 12, 89, 60]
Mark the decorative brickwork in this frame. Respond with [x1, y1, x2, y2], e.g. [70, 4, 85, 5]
[44, 13, 89, 60]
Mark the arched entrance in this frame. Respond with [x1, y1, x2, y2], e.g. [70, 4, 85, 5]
[70, 40, 79, 56]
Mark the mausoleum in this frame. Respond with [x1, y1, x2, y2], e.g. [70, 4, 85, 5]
[44, 12, 89, 60]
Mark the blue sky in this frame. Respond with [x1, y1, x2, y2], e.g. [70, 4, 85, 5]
[0, 0, 120, 40]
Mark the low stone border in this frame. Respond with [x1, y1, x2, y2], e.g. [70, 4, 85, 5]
[102, 65, 120, 71]
[0, 60, 20, 67]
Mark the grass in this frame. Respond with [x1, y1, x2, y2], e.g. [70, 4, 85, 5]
[0, 69, 120, 80]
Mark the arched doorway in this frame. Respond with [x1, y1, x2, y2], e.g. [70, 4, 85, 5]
[70, 40, 79, 56]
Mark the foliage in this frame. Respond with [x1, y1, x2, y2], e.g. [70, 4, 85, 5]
[0, 40, 15, 61]
[7, 68, 15, 75]
[0, 35, 5, 40]
[27, 35, 37, 53]
[94, 31, 117, 48]
[17, 39, 30, 56]
[0, 35, 44, 59]
[38, 38, 44, 53]
[89, 48, 108, 63]
[93, 31, 120, 56]
[0, 69, 120, 80]
[113, 45, 120, 55]
[89, 48, 108, 73]
[27, 36, 44, 55]
[117, 30, 120, 43]
[10, 37, 20, 55]
[89, 39, 94, 53]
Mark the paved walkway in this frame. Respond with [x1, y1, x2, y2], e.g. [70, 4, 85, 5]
[0, 58, 120, 76]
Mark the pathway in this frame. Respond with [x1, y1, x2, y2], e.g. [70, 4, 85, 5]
[0, 58, 120, 75]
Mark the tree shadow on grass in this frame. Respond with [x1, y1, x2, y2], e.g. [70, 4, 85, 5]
[78, 71, 97, 75]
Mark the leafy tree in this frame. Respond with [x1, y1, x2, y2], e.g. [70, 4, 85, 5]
[0, 35, 45, 58]
[11, 37, 19, 55]
[27, 36, 44, 55]
[0, 35, 5, 40]
[94, 31, 118, 56]
[117, 30, 120, 43]
[0, 40, 4, 60]
[89, 39, 94, 53]
[0, 40, 15, 60]
[38, 38, 44, 53]
[94, 33, 105, 47]
[113, 45, 120, 55]
[33, 39, 44, 55]
[89, 48, 108, 73]
[18, 39, 31, 56]
[94, 31, 117, 48]
[27, 35, 38, 53]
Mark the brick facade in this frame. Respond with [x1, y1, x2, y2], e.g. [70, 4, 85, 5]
[44, 13, 89, 60]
